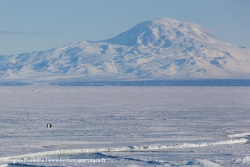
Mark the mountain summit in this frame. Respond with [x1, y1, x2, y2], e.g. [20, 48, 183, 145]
[0, 18, 250, 83]
[105, 18, 217, 47]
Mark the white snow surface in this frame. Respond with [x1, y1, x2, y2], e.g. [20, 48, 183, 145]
[235, 156, 250, 164]
[0, 87, 250, 166]
[1, 18, 250, 82]
[228, 132, 250, 138]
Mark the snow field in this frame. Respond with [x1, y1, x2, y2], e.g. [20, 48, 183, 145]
[0, 87, 250, 166]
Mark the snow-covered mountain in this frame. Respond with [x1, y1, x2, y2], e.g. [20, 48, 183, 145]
[1, 18, 250, 83]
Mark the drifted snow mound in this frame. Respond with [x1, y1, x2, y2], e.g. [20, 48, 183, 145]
[0, 164, 7, 167]
[196, 159, 222, 167]
[1, 18, 250, 81]
[234, 156, 250, 164]
[0, 138, 247, 163]
[228, 132, 250, 138]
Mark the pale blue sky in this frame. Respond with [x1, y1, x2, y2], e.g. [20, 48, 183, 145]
[0, 0, 250, 55]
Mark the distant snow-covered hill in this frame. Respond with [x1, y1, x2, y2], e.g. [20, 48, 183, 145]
[0, 18, 250, 83]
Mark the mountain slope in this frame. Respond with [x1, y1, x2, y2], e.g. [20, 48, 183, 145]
[0, 18, 250, 82]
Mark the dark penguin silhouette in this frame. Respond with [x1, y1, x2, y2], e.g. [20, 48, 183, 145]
[47, 123, 52, 128]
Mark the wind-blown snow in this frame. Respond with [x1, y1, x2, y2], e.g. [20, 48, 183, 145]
[235, 156, 250, 164]
[0, 138, 247, 162]
[228, 132, 250, 138]
[196, 159, 222, 167]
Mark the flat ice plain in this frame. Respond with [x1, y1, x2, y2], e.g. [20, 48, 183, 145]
[0, 86, 250, 167]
